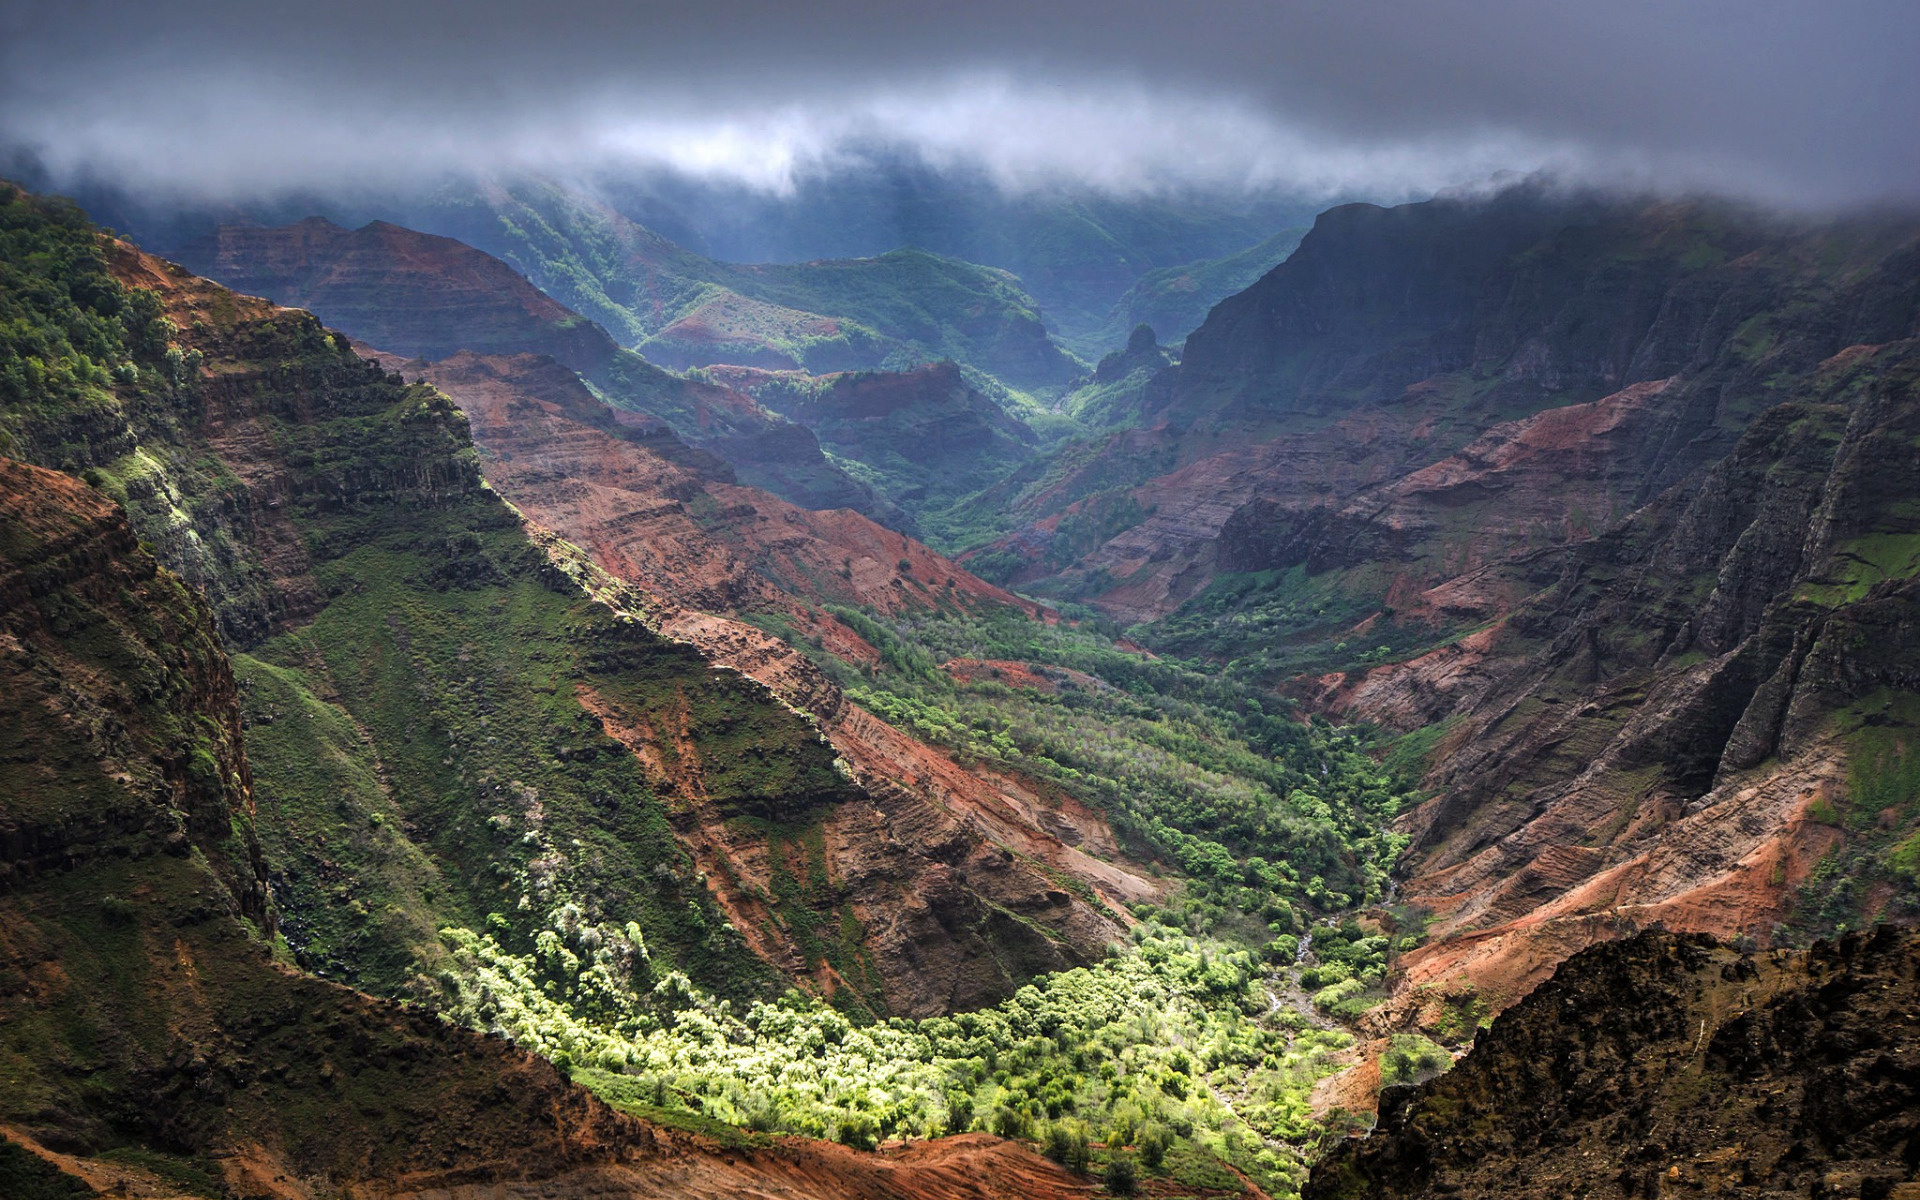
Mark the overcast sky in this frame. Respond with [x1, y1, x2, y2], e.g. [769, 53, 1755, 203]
[2, 0, 1916, 207]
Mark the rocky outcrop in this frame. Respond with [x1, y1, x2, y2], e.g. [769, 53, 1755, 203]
[1307, 929, 1920, 1200]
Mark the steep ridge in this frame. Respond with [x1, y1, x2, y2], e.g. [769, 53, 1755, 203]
[176, 217, 880, 516]
[1307, 929, 1920, 1200]
[180, 217, 616, 366]
[0, 452, 1106, 1200]
[393, 348, 1154, 1015]
[1097, 225, 1309, 351]
[401, 352, 1029, 622]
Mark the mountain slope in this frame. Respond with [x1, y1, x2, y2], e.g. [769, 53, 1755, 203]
[3, 183, 1146, 1023]
[1363, 340, 1920, 1010]
[176, 217, 880, 516]
[180, 216, 615, 365]
[0, 451, 633, 1189]
[988, 190, 1920, 620]
[705, 360, 1041, 538]
[0, 450, 1102, 1200]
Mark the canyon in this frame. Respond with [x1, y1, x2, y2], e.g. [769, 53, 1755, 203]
[3, 174, 1917, 1200]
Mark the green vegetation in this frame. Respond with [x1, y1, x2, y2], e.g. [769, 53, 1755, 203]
[1799, 530, 1920, 607]
[1061, 366, 1160, 431]
[1378, 1034, 1450, 1089]
[1148, 565, 1477, 684]
[0, 184, 184, 459]
[812, 606, 1410, 923]
[1785, 690, 1920, 938]
[451, 918, 1357, 1196]
[414, 596, 1425, 1195]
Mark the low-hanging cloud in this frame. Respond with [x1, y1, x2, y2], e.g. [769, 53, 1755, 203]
[3, 0, 1916, 208]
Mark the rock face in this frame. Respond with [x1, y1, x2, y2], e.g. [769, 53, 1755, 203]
[992, 190, 1920, 622]
[0, 455, 264, 923]
[1307, 929, 1920, 1200]
[1372, 344, 1920, 1011]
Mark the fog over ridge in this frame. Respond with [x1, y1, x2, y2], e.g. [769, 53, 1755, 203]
[3, 0, 1916, 208]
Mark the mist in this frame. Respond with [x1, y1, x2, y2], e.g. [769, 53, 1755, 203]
[3, 0, 1916, 209]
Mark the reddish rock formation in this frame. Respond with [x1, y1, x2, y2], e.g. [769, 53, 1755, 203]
[1353, 345, 1920, 1019]
[179, 217, 618, 368]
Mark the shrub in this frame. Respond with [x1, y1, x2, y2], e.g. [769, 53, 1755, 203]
[989, 1104, 1030, 1140]
[1042, 1121, 1076, 1163]
[1379, 1034, 1450, 1089]
[836, 1113, 879, 1151]
[1137, 1125, 1170, 1169]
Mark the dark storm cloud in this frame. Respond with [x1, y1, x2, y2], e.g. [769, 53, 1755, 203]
[2, 0, 1915, 206]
